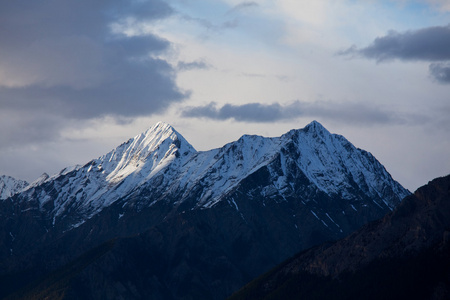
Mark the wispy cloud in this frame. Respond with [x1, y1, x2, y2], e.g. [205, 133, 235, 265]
[179, 14, 239, 33]
[226, 2, 259, 15]
[177, 60, 212, 72]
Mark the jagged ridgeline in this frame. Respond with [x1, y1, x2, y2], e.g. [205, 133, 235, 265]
[0, 121, 409, 300]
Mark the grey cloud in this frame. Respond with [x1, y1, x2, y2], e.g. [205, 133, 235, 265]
[304, 101, 409, 125]
[429, 62, 450, 83]
[339, 25, 450, 62]
[217, 103, 289, 122]
[339, 25, 450, 84]
[0, 0, 186, 123]
[180, 14, 239, 32]
[179, 2, 255, 34]
[181, 101, 412, 125]
[177, 60, 212, 71]
[180, 15, 215, 31]
[240, 72, 291, 82]
[0, 59, 186, 120]
[0, 109, 64, 149]
[107, 35, 170, 57]
[123, 1, 174, 21]
[226, 2, 259, 15]
[184, 102, 289, 122]
[241, 73, 267, 78]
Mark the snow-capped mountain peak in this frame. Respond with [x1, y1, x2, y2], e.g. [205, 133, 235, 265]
[303, 120, 328, 133]
[101, 121, 196, 184]
[291, 120, 333, 143]
[14, 122, 197, 226]
[279, 121, 408, 208]
[30, 173, 50, 186]
[0, 175, 28, 200]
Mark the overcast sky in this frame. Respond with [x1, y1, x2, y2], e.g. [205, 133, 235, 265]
[1, 0, 449, 191]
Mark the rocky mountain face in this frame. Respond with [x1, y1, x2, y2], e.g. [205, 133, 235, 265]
[0, 121, 409, 299]
[229, 174, 450, 300]
[0, 175, 28, 200]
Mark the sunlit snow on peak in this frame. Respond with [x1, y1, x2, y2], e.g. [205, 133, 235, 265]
[14, 121, 409, 230]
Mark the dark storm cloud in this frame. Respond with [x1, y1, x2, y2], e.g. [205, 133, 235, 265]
[0, 58, 186, 120]
[338, 25, 450, 84]
[0, 0, 186, 122]
[181, 101, 414, 125]
[107, 35, 170, 57]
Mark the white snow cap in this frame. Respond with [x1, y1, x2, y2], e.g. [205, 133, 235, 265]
[0, 175, 29, 200]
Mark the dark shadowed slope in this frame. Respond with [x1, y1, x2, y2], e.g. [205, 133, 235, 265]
[229, 174, 450, 300]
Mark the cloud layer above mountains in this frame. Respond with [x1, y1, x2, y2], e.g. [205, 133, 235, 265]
[0, 0, 186, 132]
[182, 100, 423, 125]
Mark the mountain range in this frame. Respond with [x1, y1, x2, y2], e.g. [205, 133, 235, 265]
[0, 121, 410, 299]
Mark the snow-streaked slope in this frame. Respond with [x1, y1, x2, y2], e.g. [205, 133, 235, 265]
[280, 121, 409, 208]
[15, 120, 409, 230]
[18, 122, 196, 226]
[172, 134, 285, 208]
[0, 175, 28, 200]
[103, 122, 195, 185]
[153, 120, 409, 210]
